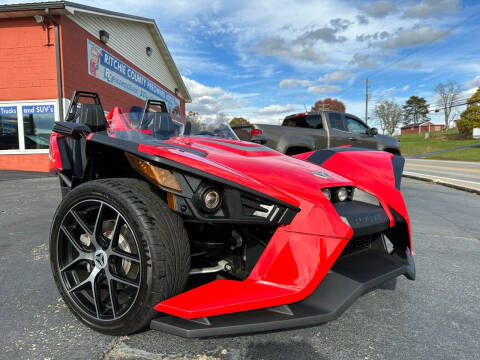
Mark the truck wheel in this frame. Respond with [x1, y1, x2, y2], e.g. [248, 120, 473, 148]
[50, 178, 190, 335]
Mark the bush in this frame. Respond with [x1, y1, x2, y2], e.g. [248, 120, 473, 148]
[458, 105, 480, 135]
[458, 87, 480, 135]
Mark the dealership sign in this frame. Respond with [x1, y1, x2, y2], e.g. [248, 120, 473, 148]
[87, 39, 180, 112]
[22, 105, 54, 114]
[0, 106, 17, 116]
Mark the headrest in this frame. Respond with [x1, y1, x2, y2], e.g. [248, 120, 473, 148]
[79, 104, 107, 132]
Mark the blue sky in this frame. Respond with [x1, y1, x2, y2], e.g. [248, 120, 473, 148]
[5, 0, 480, 126]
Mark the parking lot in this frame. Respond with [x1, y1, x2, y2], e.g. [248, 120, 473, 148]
[0, 174, 479, 360]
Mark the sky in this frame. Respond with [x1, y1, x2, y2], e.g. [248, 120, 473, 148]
[4, 0, 480, 127]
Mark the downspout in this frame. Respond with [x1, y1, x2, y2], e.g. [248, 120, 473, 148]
[45, 9, 64, 121]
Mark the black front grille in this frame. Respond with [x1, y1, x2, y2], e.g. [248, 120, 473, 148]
[341, 234, 376, 257]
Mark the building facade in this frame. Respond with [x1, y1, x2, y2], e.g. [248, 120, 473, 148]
[400, 121, 446, 135]
[0, 2, 190, 172]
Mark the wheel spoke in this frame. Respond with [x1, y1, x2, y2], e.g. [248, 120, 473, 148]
[93, 202, 105, 239]
[108, 271, 139, 288]
[68, 276, 91, 293]
[91, 271, 102, 319]
[60, 225, 87, 255]
[107, 213, 121, 250]
[107, 279, 118, 319]
[110, 248, 140, 263]
[70, 210, 92, 236]
[60, 255, 87, 272]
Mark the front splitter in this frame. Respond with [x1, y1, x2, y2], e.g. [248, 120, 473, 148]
[150, 249, 415, 338]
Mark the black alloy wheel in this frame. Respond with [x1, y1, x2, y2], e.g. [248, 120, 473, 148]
[50, 178, 190, 335]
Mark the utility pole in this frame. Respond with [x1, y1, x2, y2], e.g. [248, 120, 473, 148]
[364, 78, 369, 125]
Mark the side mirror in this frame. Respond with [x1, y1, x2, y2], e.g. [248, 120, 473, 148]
[251, 134, 267, 145]
[368, 127, 378, 136]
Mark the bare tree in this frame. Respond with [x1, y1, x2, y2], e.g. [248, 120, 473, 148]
[374, 100, 403, 136]
[434, 82, 461, 129]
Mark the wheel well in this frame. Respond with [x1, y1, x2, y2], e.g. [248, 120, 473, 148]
[384, 148, 401, 156]
[286, 146, 312, 156]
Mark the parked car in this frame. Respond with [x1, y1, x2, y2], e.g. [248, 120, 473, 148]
[233, 111, 401, 155]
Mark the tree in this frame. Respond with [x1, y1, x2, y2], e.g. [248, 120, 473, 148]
[312, 98, 346, 112]
[403, 96, 429, 125]
[434, 82, 461, 129]
[457, 87, 480, 135]
[186, 110, 202, 133]
[229, 117, 250, 126]
[373, 100, 403, 136]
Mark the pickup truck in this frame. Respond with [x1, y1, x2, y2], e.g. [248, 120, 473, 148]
[233, 110, 401, 155]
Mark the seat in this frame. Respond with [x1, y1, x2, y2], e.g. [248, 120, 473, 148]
[78, 104, 108, 132]
[141, 112, 176, 140]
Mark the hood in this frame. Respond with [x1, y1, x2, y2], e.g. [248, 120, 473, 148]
[139, 136, 353, 206]
[376, 134, 399, 149]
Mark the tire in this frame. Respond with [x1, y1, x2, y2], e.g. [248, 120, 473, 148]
[49, 178, 190, 335]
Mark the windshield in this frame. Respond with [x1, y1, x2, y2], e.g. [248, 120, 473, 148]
[114, 110, 238, 141]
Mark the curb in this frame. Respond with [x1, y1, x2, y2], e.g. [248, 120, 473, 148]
[403, 171, 480, 195]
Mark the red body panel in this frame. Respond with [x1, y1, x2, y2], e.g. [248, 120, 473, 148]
[49, 132, 62, 172]
[137, 138, 408, 319]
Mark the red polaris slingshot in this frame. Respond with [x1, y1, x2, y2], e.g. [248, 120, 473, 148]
[49, 91, 415, 337]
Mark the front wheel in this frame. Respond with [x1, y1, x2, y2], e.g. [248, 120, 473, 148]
[49, 178, 190, 335]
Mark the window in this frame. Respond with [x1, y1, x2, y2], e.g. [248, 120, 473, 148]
[345, 116, 368, 134]
[0, 106, 19, 150]
[0, 101, 56, 152]
[328, 112, 346, 131]
[22, 104, 55, 149]
[283, 115, 323, 129]
[305, 115, 323, 129]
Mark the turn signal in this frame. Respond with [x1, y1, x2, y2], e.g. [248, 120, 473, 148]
[126, 153, 182, 192]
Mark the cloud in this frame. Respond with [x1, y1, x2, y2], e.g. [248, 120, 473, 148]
[356, 31, 390, 42]
[350, 53, 377, 69]
[465, 75, 480, 88]
[279, 79, 313, 88]
[401, 85, 410, 91]
[404, 0, 460, 18]
[257, 104, 294, 115]
[307, 85, 341, 94]
[294, 19, 351, 46]
[294, 27, 346, 45]
[182, 76, 247, 115]
[318, 71, 352, 83]
[254, 37, 328, 64]
[182, 77, 223, 97]
[252, 18, 354, 65]
[380, 27, 449, 49]
[356, 15, 369, 25]
[361, 1, 396, 18]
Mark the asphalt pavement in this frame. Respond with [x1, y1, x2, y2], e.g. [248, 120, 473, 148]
[0, 175, 479, 360]
[404, 159, 480, 192]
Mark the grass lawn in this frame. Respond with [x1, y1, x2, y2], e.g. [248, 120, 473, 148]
[397, 128, 480, 155]
[426, 147, 480, 161]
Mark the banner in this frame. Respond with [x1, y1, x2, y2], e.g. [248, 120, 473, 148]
[22, 105, 54, 115]
[0, 106, 17, 116]
[87, 39, 180, 113]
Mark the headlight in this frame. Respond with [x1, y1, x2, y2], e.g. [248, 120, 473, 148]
[337, 187, 348, 202]
[202, 187, 222, 212]
[322, 188, 332, 201]
[322, 186, 353, 203]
